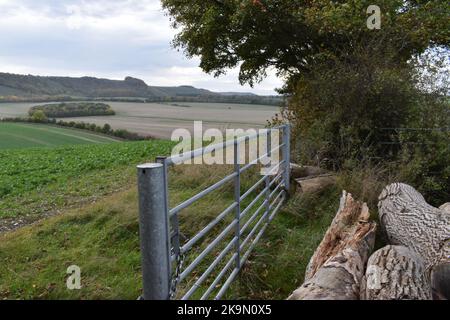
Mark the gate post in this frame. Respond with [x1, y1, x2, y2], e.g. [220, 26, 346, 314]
[137, 163, 171, 300]
[282, 125, 291, 193]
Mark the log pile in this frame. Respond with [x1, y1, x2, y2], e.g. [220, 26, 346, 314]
[288, 182, 449, 300]
[288, 191, 376, 300]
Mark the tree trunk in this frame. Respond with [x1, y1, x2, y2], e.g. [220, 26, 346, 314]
[440, 203, 450, 214]
[290, 163, 327, 179]
[431, 263, 450, 300]
[288, 191, 377, 300]
[295, 175, 336, 194]
[378, 183, 449, 272]
[361, 245, 432, 300]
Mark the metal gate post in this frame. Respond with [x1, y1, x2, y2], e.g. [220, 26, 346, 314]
[265, 129, 271, 221]
[234, 138, 241, 270]
[282, 125, 291, 193]
[137, 163, 171, 300]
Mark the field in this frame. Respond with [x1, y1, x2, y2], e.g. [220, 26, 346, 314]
[0, 101, 280, 138]
[0, 140, 175, 230]
[0, 123, 119, 149]
[0, 139, 339, 299]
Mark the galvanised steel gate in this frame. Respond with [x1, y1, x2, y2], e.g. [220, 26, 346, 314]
[137, 125, 290, 300]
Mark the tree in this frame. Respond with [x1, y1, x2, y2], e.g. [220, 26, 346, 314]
[162, 0, 450, 205]
[161, 0, 449, 86]
[102, 123, 112, 134]
[31, 110, 47, 123]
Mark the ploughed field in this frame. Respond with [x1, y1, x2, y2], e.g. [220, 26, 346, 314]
[0, 123, 119, 149]
[0, 102, 279, 139]
[0, 101, 280, 138]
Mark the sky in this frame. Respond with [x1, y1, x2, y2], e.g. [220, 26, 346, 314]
[0, 0, 283, 95]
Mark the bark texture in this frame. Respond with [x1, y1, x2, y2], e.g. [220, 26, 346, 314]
[431, 263, 450, 300]
[361, 245, 432, 300]
[440, 203, 450, 214]
[288, 191, 376, 300]
[378, 183, 450, 272]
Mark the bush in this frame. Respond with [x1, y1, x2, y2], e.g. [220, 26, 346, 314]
[29, 102, 115, 118]
[274, 45, 449, 204]
[31, 110, 48, 123]
[102, 123, 111, 134]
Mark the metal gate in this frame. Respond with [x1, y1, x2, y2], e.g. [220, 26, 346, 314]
[137, 125, 291, 300]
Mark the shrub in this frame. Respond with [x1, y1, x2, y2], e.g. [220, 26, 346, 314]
[102, 123, 111, 134]
[274, 45, 449, 204]
[31, 110, 48, 123]
[29, 102, 115, 118]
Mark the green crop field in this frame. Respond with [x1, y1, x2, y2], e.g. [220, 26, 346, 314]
[0, 140, 175, 221]
[0, 123, 119, 150]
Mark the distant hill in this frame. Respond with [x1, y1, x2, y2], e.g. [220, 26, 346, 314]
[0, 73, 282, 106]
[0, 73, 216, 98]
[219, 92, 257, 96]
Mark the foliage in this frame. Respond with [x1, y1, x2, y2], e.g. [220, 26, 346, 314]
[30, 110, 47, 122]
[29, 102, 115, 118]
[162, 0, 449, 86]
[275, 44, 421, 166]
[272, 44, 449, 204]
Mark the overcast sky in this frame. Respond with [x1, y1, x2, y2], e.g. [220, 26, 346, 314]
[0, 0, 283, 95]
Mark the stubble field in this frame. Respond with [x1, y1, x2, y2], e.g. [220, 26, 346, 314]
[0, 101, 280, 138]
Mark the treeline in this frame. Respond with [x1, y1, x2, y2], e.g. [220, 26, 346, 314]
[29, 102, 115, 118]
[97, 95, 283, 106]
[0, 94, 282, 106]
[1, 117, 152, 141]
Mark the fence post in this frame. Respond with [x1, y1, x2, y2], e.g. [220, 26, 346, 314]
[234, 138, 241, 271]
[282, 125, 291, 193]
[265, 130, 271, 221]
[137, 163, 171, 300]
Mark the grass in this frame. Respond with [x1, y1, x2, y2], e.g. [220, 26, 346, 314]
[0, 123, 119, 149]
[0, 156, 340, 300]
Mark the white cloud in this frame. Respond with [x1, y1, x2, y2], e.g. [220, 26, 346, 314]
[0, 0, 283, 94]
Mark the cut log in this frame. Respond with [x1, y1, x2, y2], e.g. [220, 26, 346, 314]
[431, 263, 450, 300]
[295, 175, 336, 194]
[361, 245, 432, 300]
[378, 183, 449, 272]
[440, 203, 450, 214]
[290, 163, 327, 180]
[288, 191, 377, 300]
